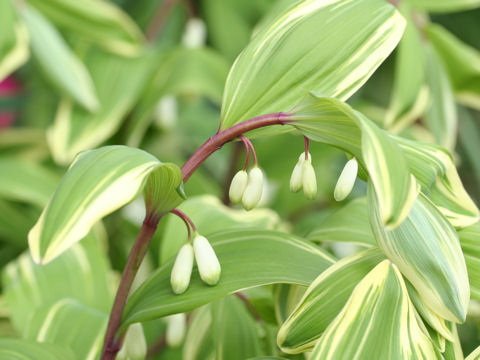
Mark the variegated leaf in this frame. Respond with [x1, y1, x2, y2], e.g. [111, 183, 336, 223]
[291, 94, 418, 228]
[424, 43, 457, 151]
[396, 137, 479, 227]
[220, 0, 405, 133]
[25, 299, 108, 360]
[28, 145, 183, 264]
[0, 0, 29, 81]
[20, 5, 99, 112]
[47, 49, 158, 165]
[307, 197, 376, 247]
[277, 249, 385, 353]
[405, 280, 454, 342]
[3, 231, 112, 334]
[26, 0, 144, 56]
[122, 229, 334, 328]
[310, 260, 438, 359]
[425, 23, 480, 110]
[386, 5, 427, 132]
[368, 182, 469, 323]
[459, 222, 480, 301]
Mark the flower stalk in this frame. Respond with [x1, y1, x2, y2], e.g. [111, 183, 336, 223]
[101, 112, 290, 360]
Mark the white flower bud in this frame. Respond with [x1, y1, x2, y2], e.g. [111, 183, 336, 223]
[242, 167, 264, 210]
[182, 18, 207, 48]
[166, 313, 187, 347]
[229, 170, 248, 204]
[193, 234, 221, 285]
[154, 95, 178, 130]
[302, 160, 317, 200]
[334, 158, 358, 201]
[123, 323, 147, 360]
[290, 152, 311, 192]
[170, 244, 194, 294]
[115, 344, 127, 360]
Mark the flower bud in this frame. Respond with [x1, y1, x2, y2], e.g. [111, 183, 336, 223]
[229, 170, 248, 204]
[115, 344, 127, 360]
[242, 167, 263, 210]
[123, 323, 147, 360]
[166, 313, 187, 347]
[182, 18, 207, 48]
[193, 234, 221, 285]
[334, 158, 358, 201]
[170, 243, 194, 294]
[302, 160, 317, 200]
[290, 152, 311, 193]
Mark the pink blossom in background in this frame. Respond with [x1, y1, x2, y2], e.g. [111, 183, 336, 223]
[0, 76, 22, 128]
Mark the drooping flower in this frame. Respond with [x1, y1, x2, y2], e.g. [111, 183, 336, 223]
[242, 167, 263, 210]
[334, 158, 358, 201]
[193, 234, 221, 285]
[166, 313, 187, 347]
[170, 243, 194, 294]
[229, 170, 248, 204]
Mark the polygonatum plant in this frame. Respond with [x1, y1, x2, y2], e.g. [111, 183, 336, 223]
[1, 0, 480, 359]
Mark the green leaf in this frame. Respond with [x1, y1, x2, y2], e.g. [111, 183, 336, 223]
[0, 157, 58, 207]
[2, 231, 112, 334]
[405, 280, 454, 342]
[386, 7, 427, 132]
[459, 222, 480, 301]
[424, 43, 457, 151]
[277, 249, 384, 353]
[368, 182, 470, 323]
[458, 107, 480, 186]
[425, 23, 480, 110]
[159, 195, 281, 264]
[307, 197, 376, 247]
[466, 345, 480, 360]
[28, 145, 180, 263]
[126, 47, 230, 147]
[20, 5, 99, 111]
[183, 306, 214, 360]
[0, 0, 29, 81]
[291, 94, 418, 228]
[395, 136, 479, 227]
[0, 199, 38, 247]
[273, 284, 306, 325]
[220, 0, 405, 132]
[25, 299, 108, 360]
[47, 49, 158, 165]
[310, 260, 438, 359]
[122, 229, 335, 328]
[211, 296, 263, 360]
[0, 338, 75, 360]
[26, 0, 144, 56]
[405, 0, 480, 12]
[143, 163, 185, 218]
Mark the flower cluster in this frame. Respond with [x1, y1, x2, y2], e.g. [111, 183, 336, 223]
[289, 151, 317, 199]
[229, 167, 264, 210]
[170, 233, 221, 295]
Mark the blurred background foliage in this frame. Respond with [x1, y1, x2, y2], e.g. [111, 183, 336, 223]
[0, 0, 479, 359]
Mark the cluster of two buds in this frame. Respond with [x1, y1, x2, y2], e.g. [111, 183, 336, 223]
[170, 233, 221, 295]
